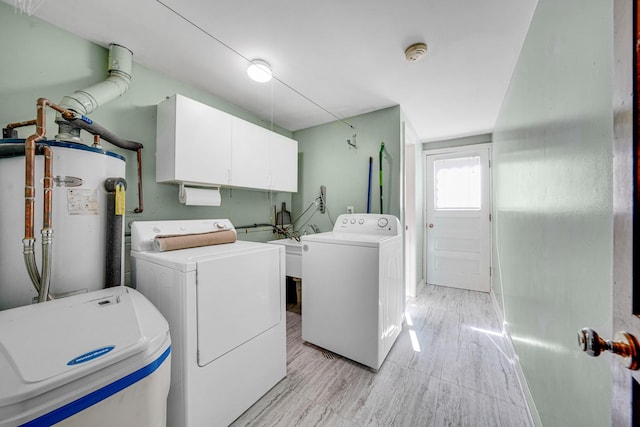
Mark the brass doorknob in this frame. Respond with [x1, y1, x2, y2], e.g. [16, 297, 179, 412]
[577, 328, 639, 370]
[428, 224, 434, 228]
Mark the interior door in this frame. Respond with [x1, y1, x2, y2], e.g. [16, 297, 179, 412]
[609, 1, 640, 424]
[424, 147, 491, 292]
[576, 2, 640, 422]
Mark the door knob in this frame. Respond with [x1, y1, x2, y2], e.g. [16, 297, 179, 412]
[428, 224, 434, 228]
[577, 328, 639, 370]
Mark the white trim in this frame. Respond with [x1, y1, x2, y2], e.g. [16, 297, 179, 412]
[490, 291, 543, 427]
[422, 142, 493, 156]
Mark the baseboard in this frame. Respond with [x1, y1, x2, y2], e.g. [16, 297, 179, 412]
[489, 291, 543, 427]
[406, 278, 425, 298]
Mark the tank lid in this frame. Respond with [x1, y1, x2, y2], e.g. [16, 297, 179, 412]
[0, 139, 125, 161]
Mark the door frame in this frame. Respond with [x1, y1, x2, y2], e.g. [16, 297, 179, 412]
[611, 0, 638, 424]
[422, 143, 493, 290]
[403, 120, 422, 298]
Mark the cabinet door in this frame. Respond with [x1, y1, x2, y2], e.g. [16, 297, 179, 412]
[156, 94, 232, 186]
[269, 133, 298, 192]
[174, 96, 232, 185]
[231, 118, 270, 189]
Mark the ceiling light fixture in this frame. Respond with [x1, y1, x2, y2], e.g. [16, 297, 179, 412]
[404, 43, 428, 62]
[247, 59, 272, 83]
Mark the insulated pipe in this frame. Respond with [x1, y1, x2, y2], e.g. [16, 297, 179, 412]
[60, 110, 145, 212]
[104, 177, 127, 287]
[135, 148, 144, 213]
[61, 110, 143, 151]
[61, 110, 145, 213]
[56, 44, 133, 142]
[0, 143, 34, 158]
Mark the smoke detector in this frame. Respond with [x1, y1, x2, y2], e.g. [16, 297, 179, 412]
[404, 43, 428, 62]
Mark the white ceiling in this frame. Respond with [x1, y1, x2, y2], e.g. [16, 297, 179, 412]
[15, 0, 537, 141]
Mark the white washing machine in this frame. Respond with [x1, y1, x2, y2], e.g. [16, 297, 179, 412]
[130, 219, 286, 427]
[301, 214, 403, 371]
[0, 287, 171, 426]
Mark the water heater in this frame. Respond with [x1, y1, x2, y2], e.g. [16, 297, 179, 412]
[0, 139, 126, 310]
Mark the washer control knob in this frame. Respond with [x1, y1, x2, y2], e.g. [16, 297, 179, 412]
[342, 218, 348, 224]
[214, 222, 226, 229]
[359, 219, 365, 224]
[377, 217, 389, 228]
[350, 218, 356, 224]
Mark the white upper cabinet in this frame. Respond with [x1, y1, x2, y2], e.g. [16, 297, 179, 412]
[269, 132, 298, 192]
[231, 117, 270, 190]
[156, 94, 298, 192]
[230, 118, 298, 192]
[156, 94, 232, 186]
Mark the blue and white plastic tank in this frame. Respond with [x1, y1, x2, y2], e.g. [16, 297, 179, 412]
[0, 287, 171, 426]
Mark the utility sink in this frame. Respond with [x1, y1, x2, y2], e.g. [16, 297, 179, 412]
[267, 238, 302, 278]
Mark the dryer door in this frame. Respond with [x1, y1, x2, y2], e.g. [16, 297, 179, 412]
[195, 246, 282, 367]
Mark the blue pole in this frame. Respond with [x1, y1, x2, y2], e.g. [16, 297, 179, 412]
[367, 157, 372, 213]
[379, 142, 385, 214]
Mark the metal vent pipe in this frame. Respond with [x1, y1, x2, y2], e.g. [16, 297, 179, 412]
[55, 44, 133, 142]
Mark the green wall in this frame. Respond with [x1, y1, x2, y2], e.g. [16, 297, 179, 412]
[0, 2, 293, 246]
[492, 1, 613, 425]
[1, 3, 409, 288]
[292, 106, 402, 233]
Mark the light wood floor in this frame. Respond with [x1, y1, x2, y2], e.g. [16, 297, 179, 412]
[231, 283, 532, 427]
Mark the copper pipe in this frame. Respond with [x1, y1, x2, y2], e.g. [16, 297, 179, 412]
[23, 98, 66, 301]
[24, 99, 49, 241]
[24, 98, 66, 239]
[6, 119, 37, 129]
[42, 145, 53, 230]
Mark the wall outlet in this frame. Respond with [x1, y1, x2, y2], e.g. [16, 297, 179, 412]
[347, 206, 354, 214]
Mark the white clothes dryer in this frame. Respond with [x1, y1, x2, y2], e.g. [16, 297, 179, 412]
[301, 214, 403, 371]
[130, 219, 286, 427]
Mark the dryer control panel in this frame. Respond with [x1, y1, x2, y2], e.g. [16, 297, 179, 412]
[130, 219, 235, 252]
[332, 214, 400, 236]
